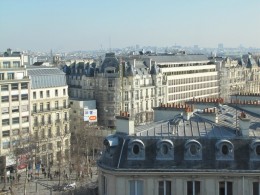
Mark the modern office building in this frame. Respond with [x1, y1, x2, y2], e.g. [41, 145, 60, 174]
[141, 53, 219, 103]
[0, 51, 30, 171]
[27, 66, 70, 166]
[98, 95, 260, 195]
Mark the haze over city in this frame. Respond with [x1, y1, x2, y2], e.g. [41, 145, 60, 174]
[1, 0, 260, 52]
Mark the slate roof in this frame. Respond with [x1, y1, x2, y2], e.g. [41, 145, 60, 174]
[98, 105, 260, 172]
[26, 66, 67, 89]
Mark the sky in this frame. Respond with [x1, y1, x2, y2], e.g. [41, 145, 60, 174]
[0, 0, 260, 52]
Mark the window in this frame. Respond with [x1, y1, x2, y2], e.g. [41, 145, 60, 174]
[63, 89, 66, 95]
[12, 129, 19, 135]
[48, 115, 51, 123]
[187, 181, 200, 195]
[41, 129, 45, 138]
[48, 128, 52, 138]
[55, 89, 58, 96]
[21, 105, 28, 112]
[21, 83, 27, 89]
[125, 103, 129, 112]
[47, 102, 50, 110]
[33, 104, 37, 112]
[42, 144, 46, 152]
[159, 180, 171, 195]
[12, 95, 19, 101]
[12, 117, 19, 124]
[46, 90, 50, 97]
[3, 61, 10, 68]
[41, 115, 44, 124]
[56, 127, 60, 136]
[253, 182, 260, 195]
[48, 143, 53, 150]
[56, 113, 60, 120]
[40, 91, 43, 98]
[2, 130, 10, 137]
[2, 119, 10, 126]
[2, 96, 9, 103]
[1, 85, 8, 91]
[63, 100, 66, 108]
[22, 116, 29, 123]
[57, 141, 61, 148]
[12, 106, 19, 113]
[21, 94, 28, 100]
[22, 127, 29, 133]
[2, 142, 10, 149]
[55, 101, 59, 109]
[7, 73, 14, 80]
[40, 103, 43, 111]
[219, 181, 232, 195]
[130, 180, 143, 195]
[108, 79, 114, 87]
[0, 73, 4, 80]
[11, 83, 18, 90]
[64, 112, 67, 120]
[33, 92, 36, 99]
[13, 61, 20, 67]
[125, 91, 129, 101]
[1, 107, 9, 115]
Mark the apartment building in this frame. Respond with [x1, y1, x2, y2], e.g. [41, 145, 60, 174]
[65, 53, 167, 127]
[217, 54, 260, 102]
[98, 96, 260, 195]
[27, 66, 70, 166]
[0, 51, 30, 170]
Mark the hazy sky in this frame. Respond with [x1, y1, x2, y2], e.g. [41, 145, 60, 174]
[1, 0, 260, 52]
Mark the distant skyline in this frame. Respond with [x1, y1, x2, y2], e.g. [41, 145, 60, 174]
[1, 0, 260, 52]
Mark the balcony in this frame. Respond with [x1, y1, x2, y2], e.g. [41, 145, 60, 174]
[31, 106, 70, 115]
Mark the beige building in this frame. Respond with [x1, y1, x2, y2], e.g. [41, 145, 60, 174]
[217, 54, 260, 102]
[0, 51, 30, 168]
[98, 95, 260, 195]
[65, 53, 167, 127]
[27, 66, 70, 166]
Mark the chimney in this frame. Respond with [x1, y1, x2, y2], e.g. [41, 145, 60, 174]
[199, 108, 218, 123]
[183, 107, 193, 120]
[115, 113, 134, 135]
[238, 112, 250, 136]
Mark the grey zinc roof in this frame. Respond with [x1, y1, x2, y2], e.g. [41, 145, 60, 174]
[145, 54, 209, 64]
[26, 66, 67, 89]
[98, 104, 260, 172]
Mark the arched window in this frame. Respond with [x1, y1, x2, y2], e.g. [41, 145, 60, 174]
[128, 139, 145, 160]
[185, 139, 202, 160]
[215, 140, 234, 160]
[156, 139, 174, 160]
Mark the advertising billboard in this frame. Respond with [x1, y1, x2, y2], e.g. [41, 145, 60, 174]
[83, 108, 97, 122]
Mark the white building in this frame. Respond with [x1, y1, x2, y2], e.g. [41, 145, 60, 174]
[27, 66, 70, 166]
[0, 51, 31, 171]
[141, 53, 219, 103]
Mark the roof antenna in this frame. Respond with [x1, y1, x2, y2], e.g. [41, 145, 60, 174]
[109, 36, 111, 52]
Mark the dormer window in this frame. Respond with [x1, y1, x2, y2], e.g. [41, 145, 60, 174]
[185, 139, 202, 160]
[250, 139, 260, 161]
[128, 139, 145, 160]
[156, 139, 174, 160]
[216, 140, 234, 160]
